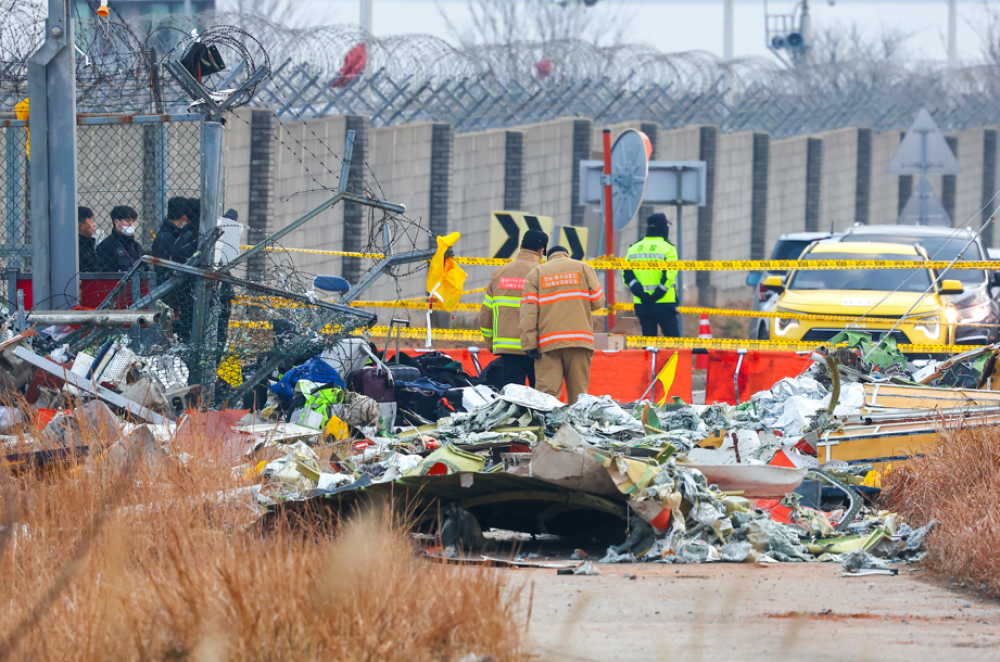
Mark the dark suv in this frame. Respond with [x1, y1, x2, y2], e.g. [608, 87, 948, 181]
[839, 225, 1000, 345]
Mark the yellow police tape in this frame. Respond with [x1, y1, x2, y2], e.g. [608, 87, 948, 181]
[584, 258, 995, 272]
[361, 326, 983, 354]
[240, 246, 993, 271]
[346, 298, 999, 328]
[226, 319, 981, 353]
[229, 293, 996, 329]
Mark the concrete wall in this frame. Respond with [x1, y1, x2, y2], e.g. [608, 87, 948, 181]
[767, 135, 809, 242]
[272, 115, 348, 278]
[712, 132, 756, 293]
[363, 123, 437, 302]
[450, 128, 507, 291]
[223, 110, 1000, 319]
[520, 119, 579, 229]
[222, 108, 252, 230]
[816, 127, 860, 233]
[869, 131, 901, 225]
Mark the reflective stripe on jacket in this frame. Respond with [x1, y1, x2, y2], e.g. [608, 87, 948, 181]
[519, 253, 606, 353]
[478, 249, 541, 355]
[623, 236, 678, 303]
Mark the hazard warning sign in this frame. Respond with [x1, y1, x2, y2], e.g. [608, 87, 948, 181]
[489, 211, 554, 259]
[556, 225, 589, 260]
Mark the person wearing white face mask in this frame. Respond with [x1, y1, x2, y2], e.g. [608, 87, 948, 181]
[97, 205, 144, 272]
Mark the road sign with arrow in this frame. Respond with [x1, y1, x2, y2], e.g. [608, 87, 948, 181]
[489, 211, 553, 259]
[555, 226, 589, 260]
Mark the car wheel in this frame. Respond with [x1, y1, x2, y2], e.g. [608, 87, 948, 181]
[758, 322, 770, 341]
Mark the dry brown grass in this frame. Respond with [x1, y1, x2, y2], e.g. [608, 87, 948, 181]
[0, 410, 525, 662]
[885, 426, 1000, 597]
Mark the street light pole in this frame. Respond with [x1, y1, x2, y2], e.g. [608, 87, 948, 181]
[360, 0, 373, 35]
[723, 0, 734, 61]
[948, 0, 958, 69]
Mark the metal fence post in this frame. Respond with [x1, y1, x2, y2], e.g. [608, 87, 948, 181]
[141, 122, 168, 248]
[200, 120, 224, 233]
[28, 0, 78, 310]
[189, 118, 225, 398]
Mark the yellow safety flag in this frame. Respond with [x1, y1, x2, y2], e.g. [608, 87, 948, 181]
[655, 352, 679, 407]
[426, 232, 467, 312]
[15, 98, 29, 158]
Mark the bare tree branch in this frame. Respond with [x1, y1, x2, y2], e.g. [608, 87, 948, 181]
[218, 0, 304, 28]
[438, 0, 632, 48]
[973, 0, 1000, 91]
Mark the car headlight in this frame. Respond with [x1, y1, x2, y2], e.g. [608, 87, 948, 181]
[914, 322, 941, 339]
[945, 307, 958, 324]
[961, 304, 990, 323]
[774, 317, 800, 336]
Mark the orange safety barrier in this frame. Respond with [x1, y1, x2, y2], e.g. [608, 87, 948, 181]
[389, 348, 693, 404]
[704, 350, 811, 406]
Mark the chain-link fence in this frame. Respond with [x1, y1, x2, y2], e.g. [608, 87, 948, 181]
[0, 125, 29, 285]
[0, 114, 201, 303]
[55, 248, 375, 410]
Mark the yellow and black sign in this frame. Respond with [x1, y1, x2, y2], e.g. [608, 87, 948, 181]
[556, 225, 589, 260]
[489, 211, 554, 259]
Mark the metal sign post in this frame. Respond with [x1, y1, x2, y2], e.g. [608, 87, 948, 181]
[601, 130, 616, 328]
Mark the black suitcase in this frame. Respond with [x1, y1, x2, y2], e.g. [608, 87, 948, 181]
[384, 318, 422, 383]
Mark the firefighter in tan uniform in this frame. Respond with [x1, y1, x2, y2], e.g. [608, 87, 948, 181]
[478, 230, 548, 387]
[519, 246, 606, 404]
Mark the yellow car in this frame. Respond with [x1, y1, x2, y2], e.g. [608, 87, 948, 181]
[762, 241, 964, 347]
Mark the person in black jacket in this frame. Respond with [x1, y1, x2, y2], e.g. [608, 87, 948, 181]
[97, 205, 143, 272]
[78, 206, 103, 272]
[152, 197, 199, 342]
[151, 197, 198, 264]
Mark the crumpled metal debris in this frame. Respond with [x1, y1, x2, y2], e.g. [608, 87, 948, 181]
[841, 549, 892, 573]
[744, 518, 813, 562]
[599, 548, 637, 564]
[719, 541, 753, 562]
[497, 384, 564, 411]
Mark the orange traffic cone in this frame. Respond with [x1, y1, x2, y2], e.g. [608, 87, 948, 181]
[696, 314, 711, 369]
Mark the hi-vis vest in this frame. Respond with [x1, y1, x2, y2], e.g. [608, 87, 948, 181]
[624, 237, 678, 304]
[479, 249, 541, 355]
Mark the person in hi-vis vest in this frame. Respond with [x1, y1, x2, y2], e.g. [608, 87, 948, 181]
[478, 230, 548, 388]
[622, 213, 679, 337]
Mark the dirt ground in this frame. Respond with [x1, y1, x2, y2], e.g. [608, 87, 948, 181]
[515, 562, 1000, 661]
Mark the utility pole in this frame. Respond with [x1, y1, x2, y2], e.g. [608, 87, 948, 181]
[948, 0, 958, 70]
[360, 0, 373, 35]
[723, 0, 734, 61]
[798, 0, 811, 69]
[576, 0, 584, 41]
[28, 0, 78, 310]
